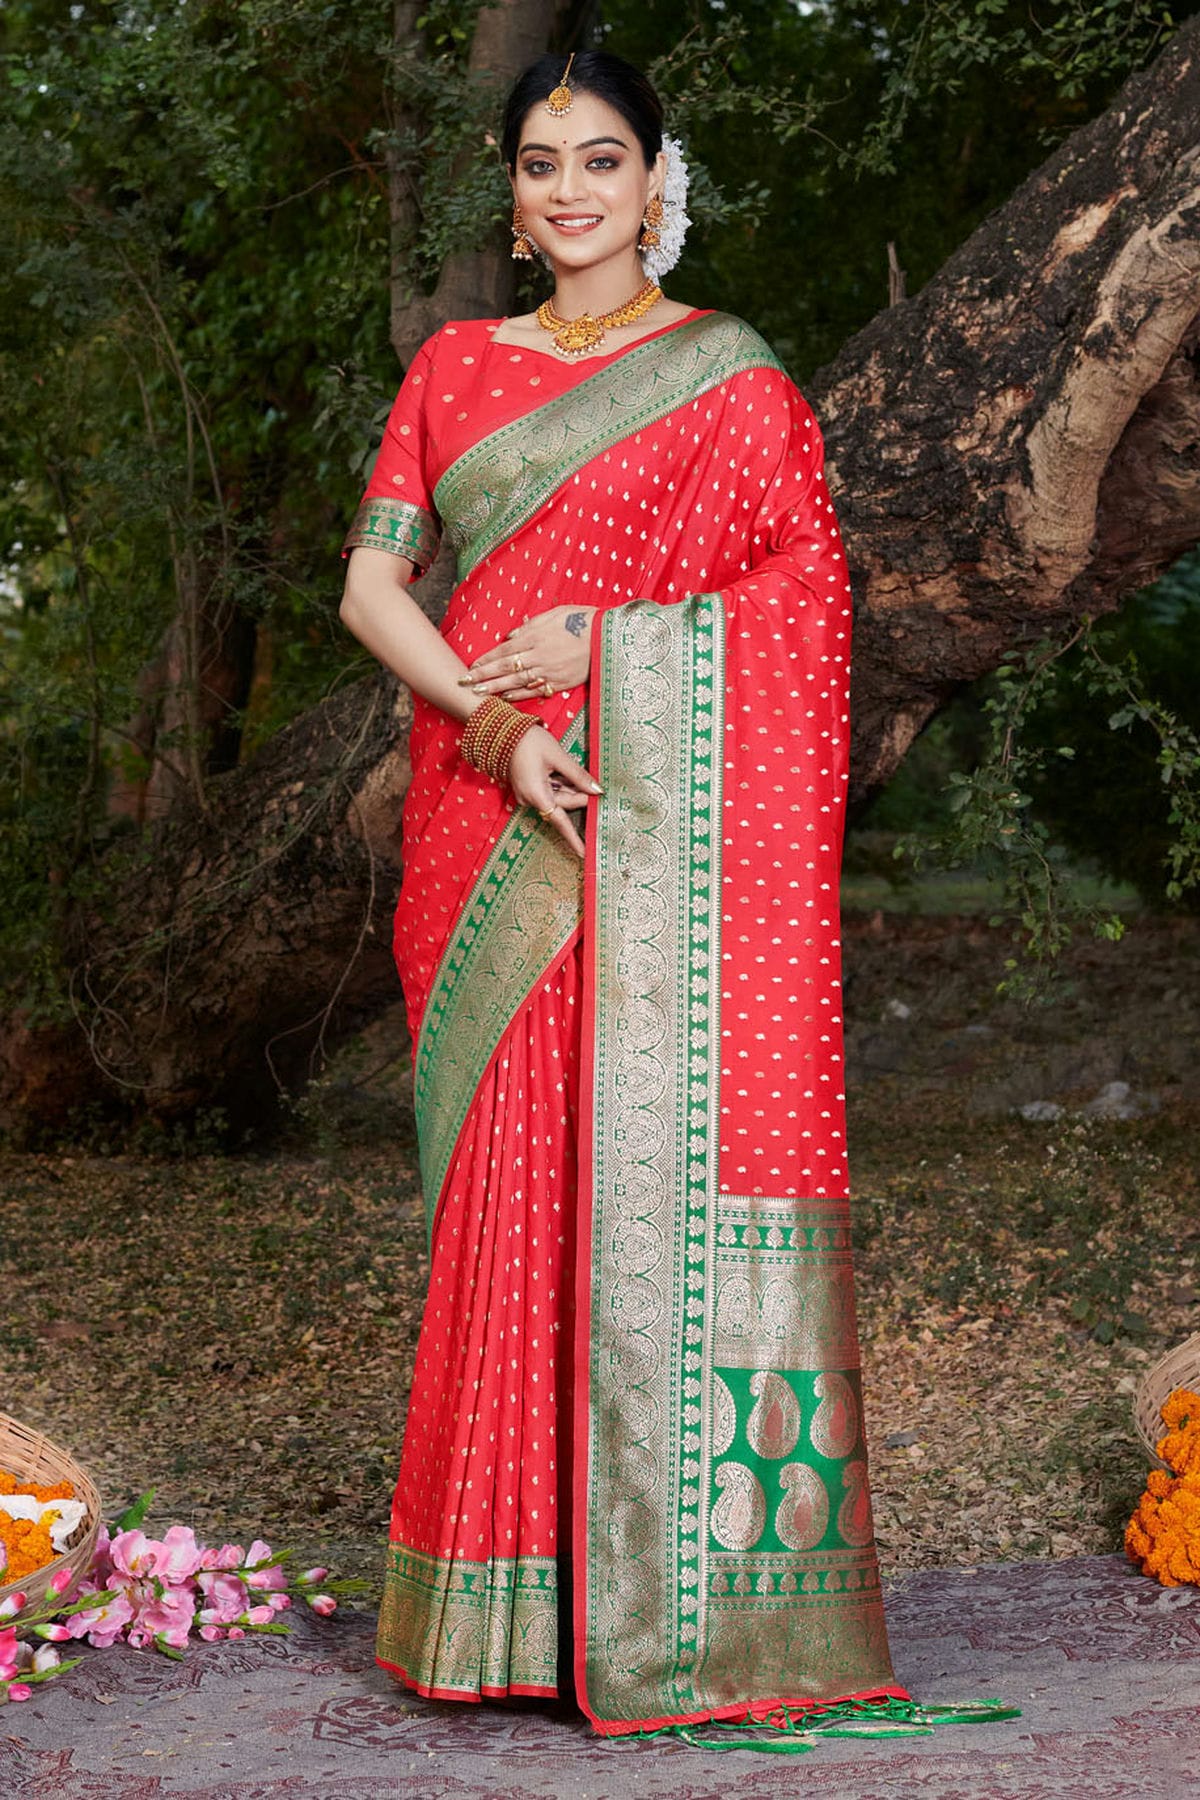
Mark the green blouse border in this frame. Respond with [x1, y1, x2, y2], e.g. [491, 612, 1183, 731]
[343, 497, 440, 573]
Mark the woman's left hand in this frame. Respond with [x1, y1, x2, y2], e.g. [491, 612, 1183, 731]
[461, 606, 596, 702]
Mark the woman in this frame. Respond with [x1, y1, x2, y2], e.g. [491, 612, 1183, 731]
[340, 49, 1007, 1748]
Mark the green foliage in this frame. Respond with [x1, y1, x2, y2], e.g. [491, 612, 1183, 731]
[1, 0, 1196, 1033]
[876, 558, 1200, 992]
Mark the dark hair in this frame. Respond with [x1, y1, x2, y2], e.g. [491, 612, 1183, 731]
[501, 50, 663, 171]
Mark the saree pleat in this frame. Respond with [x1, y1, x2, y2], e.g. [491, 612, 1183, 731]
[377, 944, 582, 1698]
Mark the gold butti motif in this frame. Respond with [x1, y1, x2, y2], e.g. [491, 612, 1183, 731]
[711, 1462, 767, 1551]
[810, 1372, 859, 1460]
[746, 1370, 802, 1459]
[776, 1463, 830, 1552]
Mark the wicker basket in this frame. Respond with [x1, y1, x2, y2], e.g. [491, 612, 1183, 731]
[0, 1414, 102, 1618]
[1134, 1332, 1200, 1470]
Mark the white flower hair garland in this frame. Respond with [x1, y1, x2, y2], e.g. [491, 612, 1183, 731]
[641, 133, 691, 283]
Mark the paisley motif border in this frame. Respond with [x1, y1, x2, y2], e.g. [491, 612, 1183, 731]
[434, 315, 784, 580]
[343, 496, 440, 573]
[413, 713, 587, 1241]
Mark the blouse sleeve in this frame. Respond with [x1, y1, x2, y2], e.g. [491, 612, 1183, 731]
[342, 333, 442, 578]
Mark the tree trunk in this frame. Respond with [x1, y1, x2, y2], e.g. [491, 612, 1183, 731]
[5, 19, 1200, 1132]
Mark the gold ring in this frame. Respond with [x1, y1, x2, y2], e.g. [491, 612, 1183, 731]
[512, 654, 525, 673]
[540, 678, 554, 696]
[537, 804, 558, 821]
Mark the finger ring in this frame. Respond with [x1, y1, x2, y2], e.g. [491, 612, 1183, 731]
[540, 679, 554, 696]
[537, 804, 558, 821]
[512, 654, 525, 673]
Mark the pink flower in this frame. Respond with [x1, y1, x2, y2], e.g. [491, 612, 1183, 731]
[308, 1594, 337, 1618]
[47, 1565, 75, 1598]
[266, 1593, 290, 1612]
[199, 1543, 245, 1571]
[245, 1562, 287, 1591]
[5, 1683, 32, 1703]
[154, 1526, 204, 1583]
[299, 1567, 328, 1585]
[32, 1646, 60, 1674]
[243, 1539, 273, 1568]
[227, 1626, 246, 1640]
[243, 1605, 275, 1625]
[32, 1623, 71, 1642]
[0, 1594, 27, 1623]
[109, 1530, 157, 1580]
[197, 1572, 249, 1625]
[198, 1624, 225, 1642]
[134, 1585, 195, 1650]
[0, 1628, 16, 1666]
[87, 1526, 113, 1586]
[67, 1588, 135, 1649]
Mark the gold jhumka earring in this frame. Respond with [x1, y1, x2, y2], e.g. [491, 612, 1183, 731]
[511, 201, 535, 260]
[638, 194, 664, 253]
[544, 52, 576, 116]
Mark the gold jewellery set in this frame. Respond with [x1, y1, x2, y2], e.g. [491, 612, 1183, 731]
[510, 53, 666, 356]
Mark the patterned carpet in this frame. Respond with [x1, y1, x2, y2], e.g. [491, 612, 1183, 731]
[6, 1554, 1200, 1798]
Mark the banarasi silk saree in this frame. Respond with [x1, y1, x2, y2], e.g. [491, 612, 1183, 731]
[345, 309, 1013, 1748]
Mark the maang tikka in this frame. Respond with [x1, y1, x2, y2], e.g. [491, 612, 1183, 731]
[544, 52, 575, 117]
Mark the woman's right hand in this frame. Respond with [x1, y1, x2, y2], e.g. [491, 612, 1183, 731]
[506, 726, 600, 860]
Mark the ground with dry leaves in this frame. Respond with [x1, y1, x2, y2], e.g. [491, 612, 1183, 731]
[1, 910, 1197, 1592]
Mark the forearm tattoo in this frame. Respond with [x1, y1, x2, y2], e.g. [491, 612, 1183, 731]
[564, 611, 588, 638]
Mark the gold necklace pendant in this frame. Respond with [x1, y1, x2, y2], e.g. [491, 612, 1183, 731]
[536, 279, 663, 357]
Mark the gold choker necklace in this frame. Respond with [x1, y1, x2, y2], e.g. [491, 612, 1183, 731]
[536, 279, 663, 356]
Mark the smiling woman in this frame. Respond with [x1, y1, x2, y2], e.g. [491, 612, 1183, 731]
[337, 46, 1014, 1753]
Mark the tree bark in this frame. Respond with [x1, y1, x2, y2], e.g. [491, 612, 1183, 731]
[5, 19, 1200, 1132]
[810, 22, 1200, 799]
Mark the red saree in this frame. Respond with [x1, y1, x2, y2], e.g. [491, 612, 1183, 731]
[346, 309, 916, 1739]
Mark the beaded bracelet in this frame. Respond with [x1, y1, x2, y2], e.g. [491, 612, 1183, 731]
[461, 695, 547, 786]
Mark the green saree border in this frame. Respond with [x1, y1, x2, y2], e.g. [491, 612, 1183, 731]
[343, 496, 440, 571]
[435, 314, 784, 580]
[413, 710, 587, 1240]
[584, 593, 726, 1725]
[377, 1543, 558, 1696]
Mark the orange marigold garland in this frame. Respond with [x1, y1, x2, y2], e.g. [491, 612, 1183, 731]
[0, 1468, 79, 1583]
[1125, 1386, 1200, 1587]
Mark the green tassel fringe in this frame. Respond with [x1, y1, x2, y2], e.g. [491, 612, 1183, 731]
[648, 1695, 1021, 1754]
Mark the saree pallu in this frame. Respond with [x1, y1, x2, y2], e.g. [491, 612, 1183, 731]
[347, 310, 905, 1735]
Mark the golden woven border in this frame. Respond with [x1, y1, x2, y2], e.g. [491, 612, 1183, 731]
[1133, 1333, 1200, 1469]
[0, 1413, 102, 1616]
